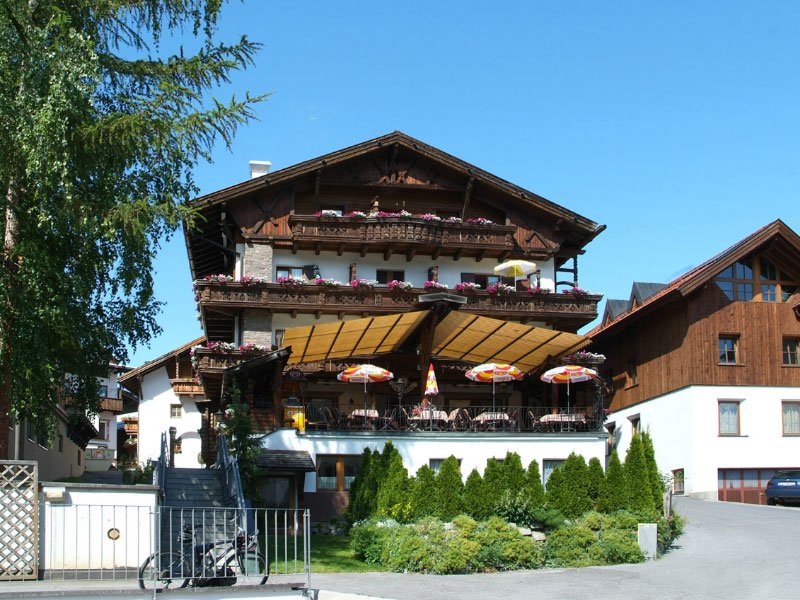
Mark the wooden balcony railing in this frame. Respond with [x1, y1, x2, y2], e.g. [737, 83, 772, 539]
[170, 377, 205, 396]
[288, 215, 517, 258]
[191, 347, 270, 372]
[99, 397, 123, 412]
[195, 282, 601, 323]
[121, 418, 138, 434]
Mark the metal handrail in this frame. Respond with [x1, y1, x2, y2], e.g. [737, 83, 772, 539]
[154, 431, 169, 493]
[215, 433, 247, 528]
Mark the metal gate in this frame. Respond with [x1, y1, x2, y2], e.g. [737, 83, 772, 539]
[0, 460, 38, 580]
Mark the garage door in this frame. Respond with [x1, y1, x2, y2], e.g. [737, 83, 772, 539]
[718, 468, 784, 505]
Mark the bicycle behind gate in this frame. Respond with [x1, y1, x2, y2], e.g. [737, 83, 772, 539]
[138, 525, 268, 590]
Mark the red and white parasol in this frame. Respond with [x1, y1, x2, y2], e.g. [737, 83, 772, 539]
[465, 363, 524, 411]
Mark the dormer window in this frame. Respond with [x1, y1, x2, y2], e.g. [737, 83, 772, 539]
[714, 255, 798, 303]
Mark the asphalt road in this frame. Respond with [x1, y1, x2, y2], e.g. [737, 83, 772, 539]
[311, 497, 800, 600]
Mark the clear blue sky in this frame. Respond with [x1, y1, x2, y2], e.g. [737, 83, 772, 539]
[127, 1, 800, 366]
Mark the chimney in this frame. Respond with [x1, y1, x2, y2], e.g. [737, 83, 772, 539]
[249, 160, 272, 179]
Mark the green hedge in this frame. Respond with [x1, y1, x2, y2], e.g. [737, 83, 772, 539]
[351, 515, 543, 574]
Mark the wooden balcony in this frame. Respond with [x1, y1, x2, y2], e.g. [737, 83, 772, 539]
[195, 282, 601, 329]
[99, 397, 123, 413]
[287, 215, 519, 260]
[121, 418, 138, 434]
[170, 377, 205, 397]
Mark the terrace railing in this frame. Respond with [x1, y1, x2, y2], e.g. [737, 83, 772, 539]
[303, 404, 604, 433]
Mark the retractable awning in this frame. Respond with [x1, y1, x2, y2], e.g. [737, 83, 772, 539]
[283, 310, 589, 374]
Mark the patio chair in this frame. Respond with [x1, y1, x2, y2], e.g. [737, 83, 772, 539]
[304, 407, 330, 430]
[378, 408, 397, 431]
[448, 408, 470, 431]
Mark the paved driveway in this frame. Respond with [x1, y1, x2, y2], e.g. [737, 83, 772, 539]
[312, 498, 800, 600]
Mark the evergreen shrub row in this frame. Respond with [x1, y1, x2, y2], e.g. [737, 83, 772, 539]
[344, 432, 683, 572]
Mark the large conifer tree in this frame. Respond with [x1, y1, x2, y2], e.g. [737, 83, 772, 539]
[0, 0, 264, 456]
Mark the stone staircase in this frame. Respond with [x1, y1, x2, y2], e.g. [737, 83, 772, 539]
[160, 468, 238, 549]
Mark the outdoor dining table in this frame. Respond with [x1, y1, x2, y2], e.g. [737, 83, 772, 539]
[472, 411, 511, 431]
[538, 412, 587, 431]
[349, 408, 380, 429]
[408, 409, 449, 430]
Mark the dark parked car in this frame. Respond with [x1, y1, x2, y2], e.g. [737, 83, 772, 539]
[765, 470, 800, 505]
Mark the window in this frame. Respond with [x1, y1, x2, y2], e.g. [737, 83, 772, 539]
[783, 338, 800, 366]
[98, 385, 108, 397]
[628, 414, 641, 436]
[316, 455, 361, 491]
[718, 335, 739, 364]
[57, 434, 63, 453]
[376, 269, 405, 285]
[273, 329, 285, 348]
[783, 402, 800, 435]
[276, 265, 317, 281]
[626, 359, 638, 388]
[714, 255, 799, 303]
[320, 204, 345, 216]
[460, 273, 514, 288]
[543, 459, 566, 488]
[98, 421, 110, 441]
[170, 404, 182, 419]
[429, 458, 461, 474]
[718, 401, 740, 436]
[672, 469, 685, 495]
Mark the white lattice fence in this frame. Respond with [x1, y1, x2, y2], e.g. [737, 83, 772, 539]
[0, 460, 38, 580]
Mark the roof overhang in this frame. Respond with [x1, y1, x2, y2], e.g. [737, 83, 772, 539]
[283, 311, 589, 374]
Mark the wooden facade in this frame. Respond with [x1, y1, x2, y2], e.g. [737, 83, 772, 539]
[590, 219, 800, 412]
[184, 132, 606, 416]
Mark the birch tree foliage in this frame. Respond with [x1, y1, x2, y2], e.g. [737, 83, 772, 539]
[0, 0, 264, 451]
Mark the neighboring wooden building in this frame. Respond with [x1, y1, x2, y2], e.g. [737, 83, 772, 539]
[135, 132, 610, 518]
[590, 219, 800, 503]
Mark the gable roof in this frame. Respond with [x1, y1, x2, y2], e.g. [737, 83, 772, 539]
[630, 282, 667, 306]
[118, 336, 205, 392]
[603, 299, 630, 323]
[589, 219, 800, 339]
[190, 131, 602, 237]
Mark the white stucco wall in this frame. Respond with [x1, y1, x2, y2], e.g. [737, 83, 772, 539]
[607, 385, 800, 500]
[138, 366, 203, 468]
[39, 483, 159, 570]
[264, 249, 557, 292]
[263, 429, 607, 491]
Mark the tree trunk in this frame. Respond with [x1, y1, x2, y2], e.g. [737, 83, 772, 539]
[1, 182, 20, 459]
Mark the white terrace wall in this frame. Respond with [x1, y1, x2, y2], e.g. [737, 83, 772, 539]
[607, 385, 800, 500]
[264, 429, 608, 492]
[38, 482, 159, 572]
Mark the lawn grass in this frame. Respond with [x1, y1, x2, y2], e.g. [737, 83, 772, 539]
[265, 534, 382, 574]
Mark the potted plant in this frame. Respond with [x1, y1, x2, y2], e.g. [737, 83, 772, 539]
[486, 283, 515, 296]
[528, 286, 551, 295]
[314, 278, 343, 287]
[387, 280, 413, 291]
[424, 281, 449, 291]
[562, 286, 589, 297]
[350, 278, 377, 291]
[465, 217, 495, 226]
[455, 282, 481, 293]
[277, 276, 305, 288]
